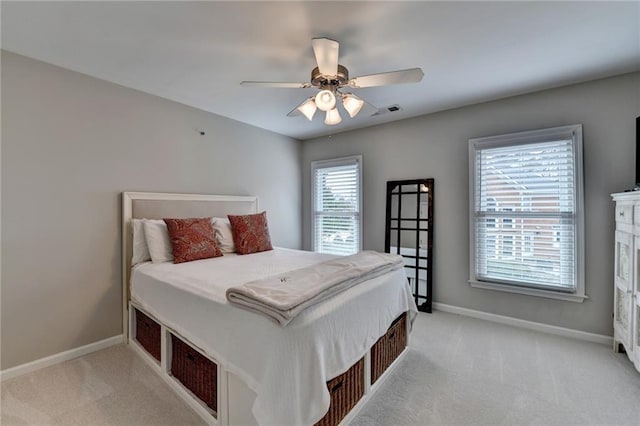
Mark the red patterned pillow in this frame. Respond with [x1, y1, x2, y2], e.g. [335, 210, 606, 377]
[227, 212, 273, 255]
[163, 218, 222, 263]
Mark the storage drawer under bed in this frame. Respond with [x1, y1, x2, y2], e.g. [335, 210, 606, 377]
[371, 312, 407, 385]
[314, 356, 365, 426]
[134, 308, 161, 362]
[170, 334, 218, 413]
[135, 308, 407, 424]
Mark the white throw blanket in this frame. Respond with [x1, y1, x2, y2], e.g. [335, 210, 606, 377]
[226, 250, 404, 325]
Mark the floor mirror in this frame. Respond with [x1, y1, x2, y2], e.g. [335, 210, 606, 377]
[384, 178, 434, 313]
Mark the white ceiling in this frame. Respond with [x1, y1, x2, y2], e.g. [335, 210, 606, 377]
[2, 1, 639, 140]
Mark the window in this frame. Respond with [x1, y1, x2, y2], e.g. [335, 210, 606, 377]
[486, 198, 497, 228]
[501, 235, 514, 258]
[484, 197, 497, 256]
[522, 193, 533, 211]
[552, 225, 561, 248]
[501, 206, 514, 228]
[469, 124, 585, 302]
[312, 156, 362, 255]
[522, 233, 534, 257]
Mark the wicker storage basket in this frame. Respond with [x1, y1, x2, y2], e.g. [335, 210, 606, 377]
[371, 312, 407, 385]
[314, 357, 365, 426]
[170, 334, 217, 412]
[135, 308, 161, 362]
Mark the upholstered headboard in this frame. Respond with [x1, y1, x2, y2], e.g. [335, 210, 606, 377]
[121, 192, 258, 340]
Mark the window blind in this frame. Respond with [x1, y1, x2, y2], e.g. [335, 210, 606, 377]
[473, 138, 578, 292]
[312, 157, 361, 255]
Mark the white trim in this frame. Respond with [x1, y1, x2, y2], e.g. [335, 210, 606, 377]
[433, 302, 612, 346]
[122, 192, 133, 342]
[122, 192, 258, 203]
[0, 335, 123, 381]
[468, 280, 588, 303]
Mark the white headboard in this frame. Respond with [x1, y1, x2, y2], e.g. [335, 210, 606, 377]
[121, 192, 258, 340]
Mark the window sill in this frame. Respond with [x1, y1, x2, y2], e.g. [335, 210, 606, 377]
[468, 280, 588, 303]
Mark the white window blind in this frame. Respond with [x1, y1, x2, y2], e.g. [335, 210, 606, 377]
[312, 156, 362, 255]
[469, 125, 584, 299]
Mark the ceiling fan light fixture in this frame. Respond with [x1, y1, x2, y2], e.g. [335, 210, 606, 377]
[297, 97, 317, 121]
[324, 108, 342, 125]
[342, 93, 365, 118]
[315, 89, 336, 111]
[243, 38, 424, 128]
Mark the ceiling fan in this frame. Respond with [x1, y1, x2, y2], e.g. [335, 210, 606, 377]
[240, 38, 424, 125]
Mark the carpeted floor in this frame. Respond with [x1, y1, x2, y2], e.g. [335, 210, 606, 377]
[352, 312, 640, 425]
[2, 311, 639, 425]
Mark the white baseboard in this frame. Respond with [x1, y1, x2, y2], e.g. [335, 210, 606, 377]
[433, 302, 613, 346]
[0, 334, 124, 381]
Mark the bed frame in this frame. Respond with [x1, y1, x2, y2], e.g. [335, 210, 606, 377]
[121, 191, 408, 425]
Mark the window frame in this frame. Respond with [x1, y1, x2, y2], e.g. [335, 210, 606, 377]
[468, 124, 586, 303]
[311, 155, 363, 255]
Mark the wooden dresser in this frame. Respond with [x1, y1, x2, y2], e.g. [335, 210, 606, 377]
[611, 191, 640, 372]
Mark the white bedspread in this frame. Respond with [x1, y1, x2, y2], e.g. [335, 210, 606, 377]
[131, 248, 417, 425]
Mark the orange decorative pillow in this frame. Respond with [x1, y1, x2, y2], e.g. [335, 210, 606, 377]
[163, 218, 222, 263]
[227, 212, 273, 255]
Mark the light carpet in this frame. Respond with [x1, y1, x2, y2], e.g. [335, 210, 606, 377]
[352, 311, 640, 425]
[2, 311, 639, 425]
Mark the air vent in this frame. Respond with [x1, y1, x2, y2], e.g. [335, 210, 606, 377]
[373, 104, 402, 116]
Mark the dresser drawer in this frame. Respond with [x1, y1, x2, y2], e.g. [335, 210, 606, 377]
[616, 203, 634, 225]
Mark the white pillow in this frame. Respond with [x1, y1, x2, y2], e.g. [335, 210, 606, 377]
[143, 219, 173, 263]
[131, 218, 151, 265]
[212, 217, 236, 253]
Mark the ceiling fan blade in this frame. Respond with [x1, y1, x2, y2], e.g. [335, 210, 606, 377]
[240, 81, 310, 88]
[348, 68, 424, 88]
[312, 37, 339, 76]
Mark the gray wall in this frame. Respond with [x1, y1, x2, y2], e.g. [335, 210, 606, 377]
[1, 51, 302, 370]
[302, 72, 640, 336]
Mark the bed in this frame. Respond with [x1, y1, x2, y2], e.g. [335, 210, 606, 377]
[122, 192, 418, 425]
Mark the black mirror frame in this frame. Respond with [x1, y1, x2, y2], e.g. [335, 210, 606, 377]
[384, 178, 434, 313]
